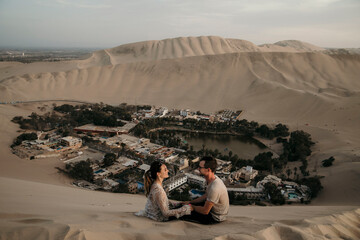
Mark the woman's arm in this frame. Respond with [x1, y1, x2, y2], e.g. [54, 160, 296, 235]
[154, 187, 191, 219]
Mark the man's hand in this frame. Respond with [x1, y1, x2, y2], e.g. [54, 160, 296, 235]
[189, 204, 194, 211]
[193, 201, 214, 215]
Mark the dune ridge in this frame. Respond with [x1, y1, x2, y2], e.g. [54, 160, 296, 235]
[2, 51, 360, 100]
[82, 36, 327, 67]
[2, 208, 359, 240]
[0, 36, 338, 81]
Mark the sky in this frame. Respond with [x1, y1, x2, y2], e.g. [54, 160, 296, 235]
[0, 0, 359, 49]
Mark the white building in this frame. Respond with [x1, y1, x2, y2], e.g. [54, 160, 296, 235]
[180, 109, 190, 117]
[178, 158, 189, 170]
[93, 169, 111, 180]
[256, 175, 282, 188]
[102, 178, 119, 190]
[185, 173, 206, 189]
[61, 136, 82, 148]
[227, 186, 265, 199]
[122, 159, 139, 167]
[232, 166, 258, 181]
[164, 174, 187, 192]
[139, 138, 150, 145]
[138, 164, 150, 172]
[164, 154, 178, 163]
[157, 107, 168, 117]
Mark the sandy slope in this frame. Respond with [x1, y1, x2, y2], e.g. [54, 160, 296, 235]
[0, 177, 359, 240]
[0, 36, 359, 239]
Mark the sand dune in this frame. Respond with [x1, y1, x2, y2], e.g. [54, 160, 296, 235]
[82, 36, 327, 67]
[0, 177, 358, 240]
[2, 51, 359, 105]
[0, 36, 327, 81]
[0, 36, 359, 239]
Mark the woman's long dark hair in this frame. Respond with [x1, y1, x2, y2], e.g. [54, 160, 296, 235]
[144, 161, 163, 197]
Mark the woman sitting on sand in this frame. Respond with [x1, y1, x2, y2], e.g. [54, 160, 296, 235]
[136, 161, 192, 221]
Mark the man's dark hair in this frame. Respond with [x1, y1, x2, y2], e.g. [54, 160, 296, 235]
[201, 156, 217, 172]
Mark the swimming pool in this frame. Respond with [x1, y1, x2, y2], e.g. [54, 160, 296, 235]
[94, 169, 105, 174]
[288, 192, 299, 199]
[190, 189, 205, 196]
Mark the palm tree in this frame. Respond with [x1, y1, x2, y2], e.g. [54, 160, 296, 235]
[228, 151, 233, 159]
[286, 168, 292, 179]
[202, 144, 206, 156]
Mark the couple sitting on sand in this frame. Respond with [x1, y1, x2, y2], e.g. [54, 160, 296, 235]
[136, 156, 229, 224]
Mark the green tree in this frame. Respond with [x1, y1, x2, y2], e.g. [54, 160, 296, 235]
[264, 182, 285, 205]
[12, 132, 38, 147]
[69, 161, 94, 182]
[103, 153, 117, 167]
[253, 152, 273, 171]
[322, 156, 335, 167]
[228, 150, 233, 159]
[256, 124, 274, 139]
[285, 130, 314, 162]
[286, 168, 292, 179]
[273, 124, 289, 137]
[299, 176, 323, 199]
[113, 182, 130, 193]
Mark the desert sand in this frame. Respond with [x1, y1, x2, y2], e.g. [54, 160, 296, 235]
[0, 36, 359, 239]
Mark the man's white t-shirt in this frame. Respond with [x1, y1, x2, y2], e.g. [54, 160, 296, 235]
[206, 175, 229, 222]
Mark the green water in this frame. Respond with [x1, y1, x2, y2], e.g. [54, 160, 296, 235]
[177, 132, 268, 160]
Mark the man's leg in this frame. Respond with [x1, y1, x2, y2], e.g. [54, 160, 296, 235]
[180, 210, 219, 224]
[180, 201, 219, 225]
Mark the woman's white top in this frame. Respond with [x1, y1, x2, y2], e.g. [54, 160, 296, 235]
[136, 182, 191, 221]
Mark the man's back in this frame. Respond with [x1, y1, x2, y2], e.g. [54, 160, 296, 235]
[206, 176, 229, 222]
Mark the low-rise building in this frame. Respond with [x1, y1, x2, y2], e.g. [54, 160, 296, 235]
[164, 154, 178, 163]
[61, 136, 82, 148]
[185, 173, 206, 189]
[122, 159, 139, 168]
[138, 163, 150, 172]
[102, 178, 119, 190]
[74, 123, 136, 136]
[180, 109, 190, 117]
[257, 175, 282, 188]
[164, 174, 187, 192]
[232, 166, 258, 182]
[139, 138, 150, 145]
[227, 186, 265, 199]
[106, 163, 124, 175]
[93, 168, 111, 180]
[156, 107, 168, 117]
[177, 157, 189, 170]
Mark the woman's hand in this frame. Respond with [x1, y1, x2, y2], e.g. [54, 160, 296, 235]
[188, 204, 194, 211]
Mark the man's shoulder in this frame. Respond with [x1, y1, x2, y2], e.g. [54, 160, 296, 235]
[213, 176, 226, 188]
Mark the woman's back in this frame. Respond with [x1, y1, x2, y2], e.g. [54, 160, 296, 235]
[144, 182, 191, 221]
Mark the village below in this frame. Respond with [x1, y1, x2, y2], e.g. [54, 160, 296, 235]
[10, 102, 331, 206]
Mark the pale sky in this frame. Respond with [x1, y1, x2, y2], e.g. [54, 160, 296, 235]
[0, 0, 359, 48]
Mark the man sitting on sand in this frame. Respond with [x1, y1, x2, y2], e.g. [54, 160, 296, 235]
[181, 156, 229, 224]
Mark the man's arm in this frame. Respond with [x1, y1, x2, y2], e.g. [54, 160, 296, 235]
[192, 200, 214, 215]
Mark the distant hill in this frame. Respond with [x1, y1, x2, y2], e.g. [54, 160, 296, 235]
[79, 36, 326, 67]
